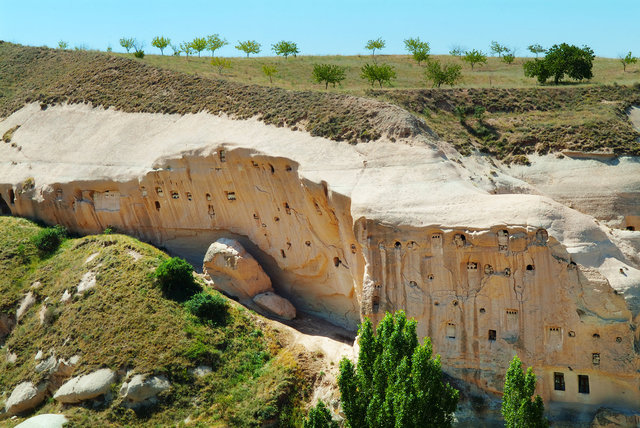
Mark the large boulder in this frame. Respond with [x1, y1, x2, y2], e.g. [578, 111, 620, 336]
[203, 238, 272, 299]
[52, 368, 116, 403]
[253, 292, 296, 320]
[4, 382, 47, 416]
[15, 414, 68, 428]
[120, 374, 171, 404]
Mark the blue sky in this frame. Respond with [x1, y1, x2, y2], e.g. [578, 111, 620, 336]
[1, 0, 638, 58]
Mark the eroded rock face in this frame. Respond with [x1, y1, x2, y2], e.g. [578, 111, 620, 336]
[4, 382, 47, 416]
[590, 407, 640, 427]
[53, 368, 116, 403]
[253, 292, 296, 320]
[0, 313, 15, 339]
[203, 238, 272, 299]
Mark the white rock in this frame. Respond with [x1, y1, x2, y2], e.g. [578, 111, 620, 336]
[127, 249, 143, 261]
[120, 374, 171, 403]
[189, 365, 212, 377]
[15, 413, 68, 428]
[76, 271, 96, 294]
[84, 252, 99, 264]
[35, 355, 57, 373]
[29, 281, 42, 289]
[4, 382, 47, 416]
[253, 292, 296, 320]
[34, 350, 43, 361]
[60, 289, 72, 304]
[203, 238, 272, 299]
[6, 350, 17, 364]
[16, 292, 36, 321]
[53, 368, 116, 403]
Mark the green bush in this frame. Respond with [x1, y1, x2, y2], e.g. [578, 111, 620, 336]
[304, 401, 338, 428]
[31, 225, 66, 254]
[154, 257, 198, 301]
[185, 292, 228, 326]
[133, 50, 145, 59]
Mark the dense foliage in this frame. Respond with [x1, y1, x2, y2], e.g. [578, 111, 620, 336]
[31, 225, 66, 254]
[360, 63, 396, 87]
[404, 37, 430, 65]
[501, 355, 549, 428]
[312, 64, 347, 89]
[425, 60, 462, 87]
[185, 291, 229, 326]
[304, 401, 339, 428]
[154, 256, 199, 300]
[272, 40, 299, 58]
[338, 311, 459, 428]
[462, 49, 488, 70]
[523, 43, 595, 84]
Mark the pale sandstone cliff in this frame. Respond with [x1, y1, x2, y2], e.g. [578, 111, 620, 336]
[0, 103, 639, 416]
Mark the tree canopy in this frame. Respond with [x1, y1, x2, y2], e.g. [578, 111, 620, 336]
[404, 37, 430, 65]
[528, 44, 545, 57]
[360, 63, 396, 87]
[425, 60, 462, 87]
[501, 355, 549, 428]
[272, 40, 299, 58]
[235, 40, 261, 57]
[151, 36, 170, 55]
[190, 37, 207, 57]
[490, 41, 508, 57]
[312, 64, 346, 89]
[523, 43, 595, 84]
[207, 34, 228, 56]
[619, 51, 637, 71]
[338, 311, 459, 428]
[304, 401, 338, 428]
[462, 49, 487, 70]
[365, 38, 386, 56]
[119, 37, 135, 53]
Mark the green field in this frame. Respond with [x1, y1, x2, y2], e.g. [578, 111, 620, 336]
[124, 52, 640, 93]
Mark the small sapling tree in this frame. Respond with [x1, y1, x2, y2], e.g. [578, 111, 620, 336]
[191, 37, 207, 57]
[119, 37, 135, 53]
[619, 51, 637, 72]
[360, 63, 396, 87]
[527, 44, 545, 57]
[152, 36, 170, 55]
[262, 64, 278, 83]
[312, 64, 346, 89]
[272, 40, 299, 59]
[425, 60, 462, 87]
[502, 49, 516, 64]
[57, 41, 68, 50]
[462, 49, 488, 70]
[207, 34, 228, 56]
[404, 37, 430, 65]
[180, 41, 193, 59]
[449, 45, 465, 57]
[211, 57, 232, 74]
[490, 40, 508, 57]
[365, 37, 386, 58]
[170, 44, 182, 56]
[235, 40, 261, 58]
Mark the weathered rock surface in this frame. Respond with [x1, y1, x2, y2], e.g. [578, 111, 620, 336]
[590, 407, 640, 427]
[203, 238, 272, 299]
[16, 292, 36, 321]
[15, 413, 68, 428]
[253, 292, 296, 320]
[4, 382, 47, 416]
[0, 103, 639, 417]
[0, 313, 15, 339]
[120, 374, 171, 404]
[53, 368, 116, 403]
[189, 365, 212, 377]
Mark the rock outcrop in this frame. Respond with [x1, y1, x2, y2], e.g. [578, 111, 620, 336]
[4, 382, 47, 416]
[15, 413, 68, 428]
[203, 238, 272, 299]
[0, 103, 638, 418]
[120, 374, 171, 404]
[253, 292, 296, 320]
[53, 368, 116, 403]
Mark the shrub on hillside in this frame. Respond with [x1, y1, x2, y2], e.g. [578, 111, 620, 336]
[154, 257, 199, 301]
[185, 292, 228, 326]
[31, 225, 66, 254]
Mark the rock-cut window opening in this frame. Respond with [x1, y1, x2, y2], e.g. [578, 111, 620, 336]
[8, 188, 15, 205]
[226, 192, 236, 201]
[526, 264, 535, 271]
[154, 201, 161, 211]
[592, 353, 600, 365]
[0, 194, 10, 215]
[554, 372, 565, 391]
[333, 257, 341, 267]
[219, 150, 226, 162]
[488, 329, 496, 341]
[578, 375, 590, 394]
[627, 226, 635, 231]
[446, 323, 456, 339]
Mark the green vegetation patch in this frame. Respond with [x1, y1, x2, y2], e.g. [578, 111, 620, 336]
[0, 217, 310, 426]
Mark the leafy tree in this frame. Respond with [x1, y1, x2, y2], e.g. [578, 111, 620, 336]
[502, 49, 516, 64]
[360, 63, 396, 87]
[170, 44, 182, 56]
[338, 311, 459, 428]
[490, 40, 508, 57]
[57, 41, 68, 50]
[119, 37, 135, 53]
[365, 37, 385, 57]
[207, 34, 228, 56]
[191, 37, 207, 57]
[449, 45, 465, 57]
[262, 64, 278, 83]
[211, 57, 232, 74]
[312, 64, 346, 89]
[528, 44, 545, 57]
[152, 36, 170, 55]
[304, 401, 338, 428]
[523, 43, 595, 84]
[404, 37, 430, 65]
[235, 40, 261, 58]
[619, 51, 637, 72]
[501, 355, 549, 428]
[462, 49, 487, 70]
[425, 60, 462, 87]
[32, 225, 66, 254]
[180, 41, 193, 59]
[272, 40, 299, 59]
[154, 257, 199, 301]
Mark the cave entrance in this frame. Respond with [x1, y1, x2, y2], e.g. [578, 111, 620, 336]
[0, 194, 10, 215]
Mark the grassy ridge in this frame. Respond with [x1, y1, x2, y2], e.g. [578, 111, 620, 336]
[0, 217, 310, 426]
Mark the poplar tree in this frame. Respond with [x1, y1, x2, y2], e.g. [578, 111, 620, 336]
[501, 355, 549, 428]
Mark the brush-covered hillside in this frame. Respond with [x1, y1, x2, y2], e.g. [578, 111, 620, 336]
[0, 216, 315, 427]
[2, 42, 640, 163]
